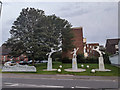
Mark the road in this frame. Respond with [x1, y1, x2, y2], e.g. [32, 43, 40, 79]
[2, 74, 119, 89]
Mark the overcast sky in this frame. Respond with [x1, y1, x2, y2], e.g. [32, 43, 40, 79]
[1, 1, 118, 46]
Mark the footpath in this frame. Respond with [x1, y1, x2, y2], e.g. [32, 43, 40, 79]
[2, 73, 119, 81]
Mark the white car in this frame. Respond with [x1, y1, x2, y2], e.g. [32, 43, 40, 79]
[28, 60, 33, 64]
[4, 61, 16, 66]
[40, 60, 48, 63]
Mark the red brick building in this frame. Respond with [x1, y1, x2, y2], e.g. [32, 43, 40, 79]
[62, 27, 84, 59]
[85, 43, 99, 57]
[0, 44, 28, 63]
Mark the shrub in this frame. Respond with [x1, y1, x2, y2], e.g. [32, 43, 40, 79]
[52, 52, 62, 62]
[77, 54, 85, 63]
[103, 52, 111, 64]
[77, 53, 98, 63]
[85, 56, 98, 63]
[62, 57, 72, 63]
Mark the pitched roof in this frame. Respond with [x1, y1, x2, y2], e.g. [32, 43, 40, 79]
[106, 38, 120, 45]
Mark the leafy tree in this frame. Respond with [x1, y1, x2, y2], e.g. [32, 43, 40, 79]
[5, 8, 73, 65]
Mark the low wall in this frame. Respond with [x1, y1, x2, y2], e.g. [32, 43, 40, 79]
[2, 64, 36, 72]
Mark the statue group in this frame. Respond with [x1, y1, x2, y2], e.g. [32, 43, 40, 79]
[45, 46, 111, 72]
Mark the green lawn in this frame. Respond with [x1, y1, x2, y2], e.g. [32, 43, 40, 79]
[34, 62, 120, 76]
[2, 62, 120, 76]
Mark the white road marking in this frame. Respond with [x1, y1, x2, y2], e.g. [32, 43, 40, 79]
[4, 82, 64, 88]
[5, 84, 19, 87]
[90, 79, 117, 82]
[21, 84, 64, 88]
[76, 86, 90, 88]
[4, 83, 13, 84]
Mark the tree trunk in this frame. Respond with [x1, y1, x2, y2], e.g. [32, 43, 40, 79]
[32, 59, 35, 66]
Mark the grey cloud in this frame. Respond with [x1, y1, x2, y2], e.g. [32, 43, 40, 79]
[1, 2, 118, 46]
[57, 3, 97, 18]
[62, 9, 89, 17]
[104, 7, 116, 12]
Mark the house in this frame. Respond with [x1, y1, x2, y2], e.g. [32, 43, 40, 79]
[109, 40, 120, 66]
[0, 44, 11, 62]
[105, 38, 120, 54]
[0, 44, 28, 63]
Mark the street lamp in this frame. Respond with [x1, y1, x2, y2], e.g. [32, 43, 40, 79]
[0, 1, 2, 17]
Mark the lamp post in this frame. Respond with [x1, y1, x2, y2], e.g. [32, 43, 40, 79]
[0, 1, 2, 17]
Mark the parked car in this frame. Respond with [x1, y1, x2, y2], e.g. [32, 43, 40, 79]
[35, 60, 39, 64]
[4, 61, 16, 66]
[19, 61, 28, 65]
[28, 60, 33, 64]
[40, 60, 48, 63]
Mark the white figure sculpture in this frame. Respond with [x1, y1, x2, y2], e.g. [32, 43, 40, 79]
[92, 46, 111, 71]
[46, 48, 56, 58]
[92, 46, 105, 57]
[71, 48, 79, 70]
[64, 47, 86, 72]
[71, 48, 79, 58]
[46, 48, 57, 71]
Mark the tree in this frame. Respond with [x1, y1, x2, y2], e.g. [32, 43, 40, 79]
[5, 7, 73, 65]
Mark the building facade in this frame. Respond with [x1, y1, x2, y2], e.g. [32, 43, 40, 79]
[62, 27, 84, 59]
[85, 43, 99, 57]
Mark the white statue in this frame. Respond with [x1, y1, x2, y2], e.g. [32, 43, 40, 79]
[92, 46, 111, 71]
[64, 47, 86, 72]
[46, 48, 57, 58]
[71, 48, 79, 70]
[92, 46, 105, 57]
[71, 48, 79, 58]
[46, 48, 57, 71]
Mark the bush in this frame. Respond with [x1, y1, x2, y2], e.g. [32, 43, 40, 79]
[85, 56, 98, 63]
[52, 52, 62, 62]
[103, 52, 111, 64]
[62, 57, 72, 63]
[77, 54, 85, 63]
[77, 53, 98, 63]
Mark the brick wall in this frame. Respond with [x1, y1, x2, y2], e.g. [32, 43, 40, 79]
[62, 27, 84, 59]
[86, 43, 99, 57]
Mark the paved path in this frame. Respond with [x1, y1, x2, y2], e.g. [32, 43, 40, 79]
[2, 73, 119, 80]
[2, 73, 120, 89]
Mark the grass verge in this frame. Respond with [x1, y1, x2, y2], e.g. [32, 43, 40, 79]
[2, 62, 119, 76]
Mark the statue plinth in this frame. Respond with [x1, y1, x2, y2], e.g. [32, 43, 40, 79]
[95, 56, 111, 71]
[47, 58, 52, 71]
[72, 57, 78, 70]
[99, 57, 105, 70]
